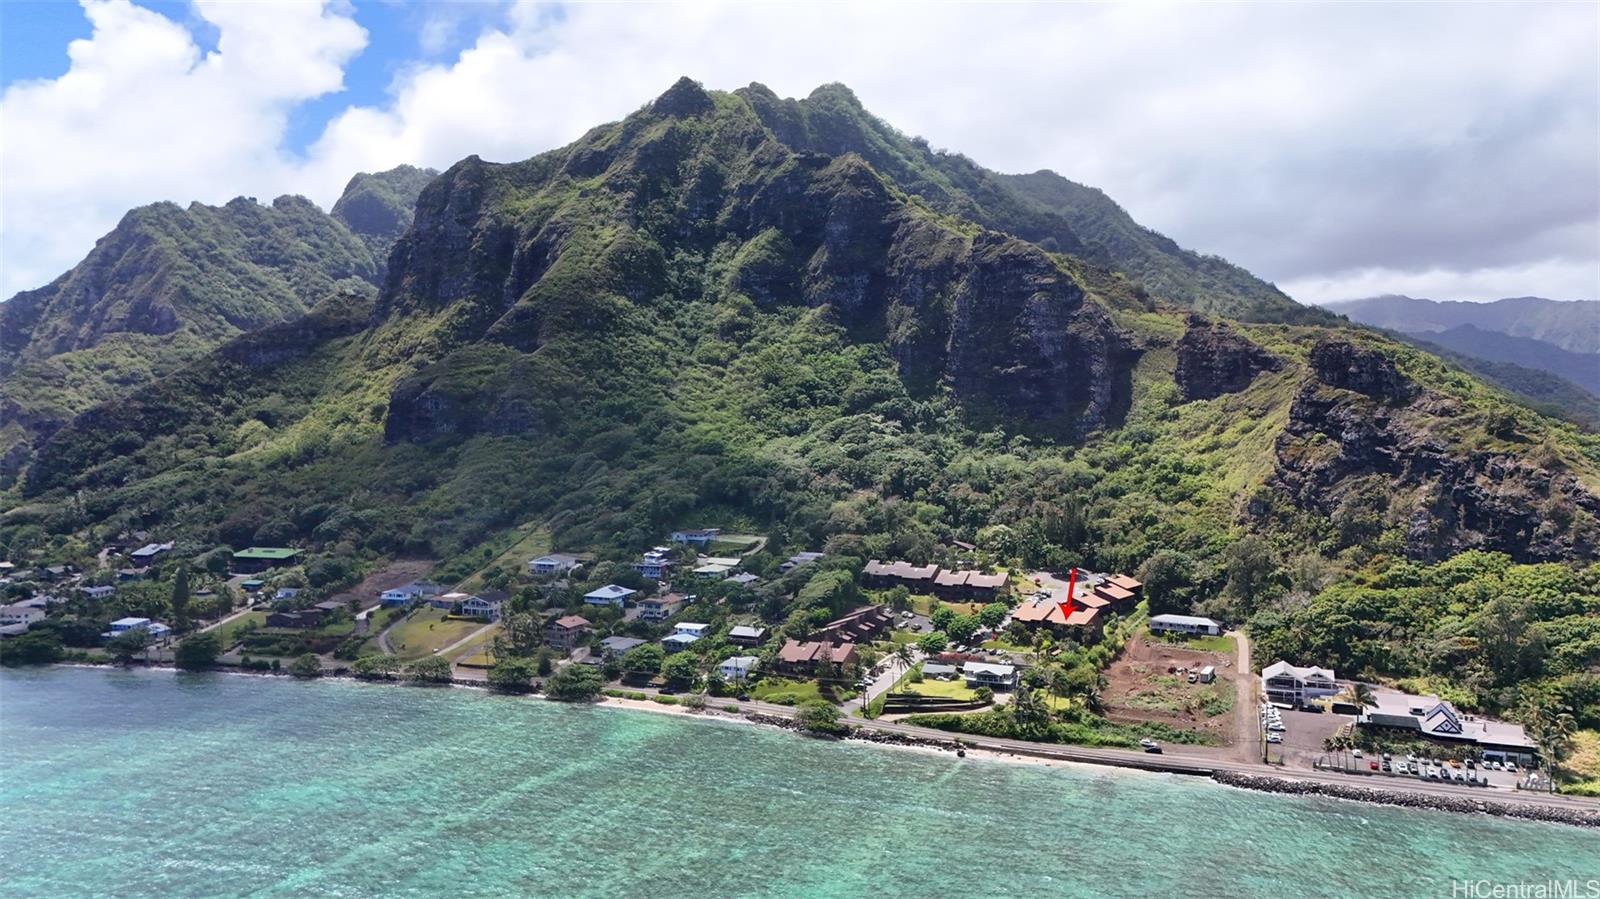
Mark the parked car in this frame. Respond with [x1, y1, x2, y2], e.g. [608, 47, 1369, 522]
[1369, 761, 1379, 770]
[1139, 738, 1162, 753]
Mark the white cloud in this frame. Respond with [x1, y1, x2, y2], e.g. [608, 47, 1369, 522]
[1286, 258, 1600, 306]
[0, 0, 365, 296]
[3, 0, 1596, 303]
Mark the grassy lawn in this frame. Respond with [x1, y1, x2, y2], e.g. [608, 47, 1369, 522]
[1149, 629, 1237, 656]
[903, 677, 978, 701]
[315, 619, 356, 637]
[749, 678, 825, 705]
[887, 629, 923, 646]
[387, 608, 488, 661]
[458, 522, 550, 593]
[1563, 730, 1600, 796]
[706, 535, 762, 555]
[215, 610, 267, 646]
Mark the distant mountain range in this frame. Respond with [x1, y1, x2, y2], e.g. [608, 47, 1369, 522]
[1323, 295, 1599, 419]
[1325, 295, 1599, 353]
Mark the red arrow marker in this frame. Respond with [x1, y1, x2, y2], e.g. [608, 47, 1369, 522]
[1057, 567, 1078, 620]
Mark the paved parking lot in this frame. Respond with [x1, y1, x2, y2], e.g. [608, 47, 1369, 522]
[1263, 707, 1347, 767]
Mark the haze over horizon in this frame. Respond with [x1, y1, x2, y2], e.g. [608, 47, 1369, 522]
[1, 0, 1596, 304]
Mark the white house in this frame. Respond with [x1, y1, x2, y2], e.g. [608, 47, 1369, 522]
[0, 604, 45, 628]
[718, 655, 759, 682]
[670, 528, 721, 547]
[80, 585, 114, 600]
[962, 661, 1017, 689]
[673, 622, 711, 639]
[1149, 614, 1223, 637]
[662, 633, 700, 652]
[104, 617, 171, 641]
[460, 594, 504, 621]
[1261, 660, 1339, 706]
[431, 591, 471, 611]
[528, 553, 582, 576]
[584, 584, 636, 608]
[380, 581, 442, 606]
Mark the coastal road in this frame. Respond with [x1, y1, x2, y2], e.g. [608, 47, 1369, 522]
[615, 690, 1600, 815]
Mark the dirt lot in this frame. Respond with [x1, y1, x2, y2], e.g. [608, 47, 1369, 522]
[1103, 634, 1241, 744]
[328, 559, 436, 610]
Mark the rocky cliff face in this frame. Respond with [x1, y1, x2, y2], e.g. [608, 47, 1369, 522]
[377, 78, 1138, 443]
[1272, 338, 1600, 561]
[1173, 315, 1282, 400]
[331, 165, 438, 279]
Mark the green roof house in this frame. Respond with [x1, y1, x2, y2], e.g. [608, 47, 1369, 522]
[232, 546, 303, 574]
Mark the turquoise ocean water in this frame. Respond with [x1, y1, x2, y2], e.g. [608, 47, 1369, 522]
[1, 667, 1595, 898]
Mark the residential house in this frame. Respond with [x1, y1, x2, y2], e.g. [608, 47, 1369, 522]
[80, 585, 114, 600]
[275, 587, 302, 602]
[241, 579, 265, 593]
[673, 622, 711, 640]
[1359, 690, 1537, 765]
[380, 581, 442, 607]
[636, 593, 687, 622]
[778, 551, 825, 573]
[633, 546, 676, 580]
[813, 605, 894, 644]
[717, 655, 759, 682]
[129, 542, 173, 563]
[692, 561, 736, 578]
[0, 604, 45, 629]
[862, 560, 940, 590]
[313, 600, 346, 615]
[545, 615, 592, 650]
[460, 592, 505, 621]
[1149, 614, 1223, 637]
[230, 546, 303, 573]
[430, 591, 470, 611]
[964, 572, 1008, 601]
[1261, 660, 1339, 707]
[592, 636, 646, 661]
[116, 568, 150, 581]
[104, 617, 171, 640]
[932, 569, 970, 599]
[266, 609, 326, 629]
[962, 661, 1017, 690]
[932, 569, 1008, 601]
[921, 662, 958, 680]
[528, 553, 583, 577]
[662, 633, 700, 653]
[727, 625, 767, 647]
[584, 584, 636, 609]
[110, 617, 152, 633]
[670, 528, 721, 547]
[724, 572, 759, 588]
[775, 640, 858, 675]
[1101, 574, 1143, 600]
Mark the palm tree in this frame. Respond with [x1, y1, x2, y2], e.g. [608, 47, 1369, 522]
[1349, 682, 1377, 716]
[892, 644, 915, 685]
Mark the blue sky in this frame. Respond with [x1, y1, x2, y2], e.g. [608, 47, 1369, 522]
[1, 1, 1595, 303]
[1, 0, 507, 154]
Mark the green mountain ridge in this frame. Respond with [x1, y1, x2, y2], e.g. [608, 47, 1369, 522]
[0, 167, 433, 452]
[6, 78, 1597, 744]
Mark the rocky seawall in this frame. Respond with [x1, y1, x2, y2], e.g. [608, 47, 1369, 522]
[1212, 771, 1600, 828]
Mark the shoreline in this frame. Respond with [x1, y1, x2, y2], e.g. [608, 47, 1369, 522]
[29, 661, 1599, 829]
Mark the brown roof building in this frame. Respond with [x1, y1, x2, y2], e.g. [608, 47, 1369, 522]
[545, 614, 592, 650]
[776, 640, 859, 674]
[813, 605, 894, 643]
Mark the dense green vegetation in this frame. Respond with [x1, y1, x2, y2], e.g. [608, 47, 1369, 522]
[3, 79, 1597, 738]
[1249, 552, 1600, 728]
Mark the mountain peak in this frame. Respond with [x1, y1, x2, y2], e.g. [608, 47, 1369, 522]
[651, 76, 715, 117]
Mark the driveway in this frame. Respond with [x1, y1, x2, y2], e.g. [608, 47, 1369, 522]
[1229, 629, 1260, 763]
[842, 648, 923, 715]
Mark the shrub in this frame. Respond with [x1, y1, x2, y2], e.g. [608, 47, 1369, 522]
[545, 664, 604, 702]
[174, 632, 222, 670]
[288, 653, 323, 678]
